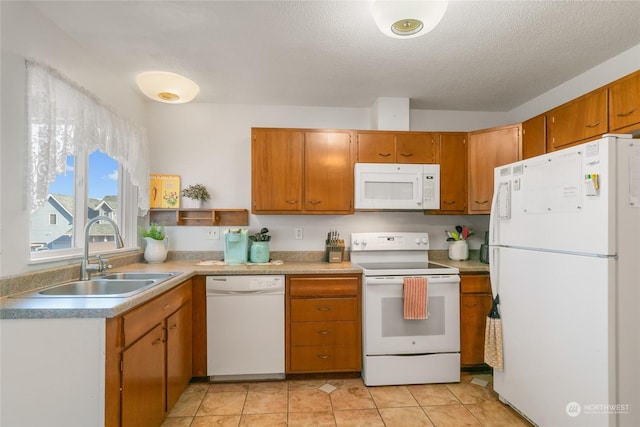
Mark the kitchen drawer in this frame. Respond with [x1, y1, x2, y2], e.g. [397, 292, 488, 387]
[290, 345, 360, 372]
[290, 321, 357, 346]
[288, 276, 359, 297]
[123, 280, 192, 347]
[290, 298, 357, 321]
[460, 275, 491, 294]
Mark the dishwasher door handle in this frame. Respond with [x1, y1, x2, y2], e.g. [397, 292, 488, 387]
[207, 290, 279, 296]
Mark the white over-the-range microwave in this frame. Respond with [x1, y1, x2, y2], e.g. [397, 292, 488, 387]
[354, 163, 440, 210]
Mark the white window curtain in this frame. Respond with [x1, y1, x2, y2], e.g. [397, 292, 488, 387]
[26, 59, 150, 214]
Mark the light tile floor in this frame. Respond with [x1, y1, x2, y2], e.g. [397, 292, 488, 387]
[162, 373, 532, 427]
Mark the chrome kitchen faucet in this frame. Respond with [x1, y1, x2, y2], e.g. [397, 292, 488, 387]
[80, 216, 124, 280]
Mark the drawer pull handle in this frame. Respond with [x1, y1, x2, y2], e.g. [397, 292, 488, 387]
[316, 354, 331, 359]
[169, 324, 178, 330]
[474, 200, 489, 205]
[585, 120, 601, 128]
[162, 304, 171, 311]
[378, 152, 391, 157]
[152, 338, 162, 346]
[617, 108, 637, 117]
[308, 200, 322, 205]
[285, 200, 298, 204]
[399, 152, 413, 157]
[442, 200, 456, 205]
[316, 306, 332, 311]
[317, 329, 332, 335]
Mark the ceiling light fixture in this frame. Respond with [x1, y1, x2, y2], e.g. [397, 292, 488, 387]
[135, 71, 200, 104]
[371, 0, 448, 39]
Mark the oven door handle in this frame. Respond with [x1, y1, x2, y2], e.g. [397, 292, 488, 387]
[365, 275, 460, 286]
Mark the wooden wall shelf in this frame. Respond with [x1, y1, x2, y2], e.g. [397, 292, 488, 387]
[149, 209, 249, 227]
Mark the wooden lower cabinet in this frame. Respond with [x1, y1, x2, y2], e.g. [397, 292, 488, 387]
[286, 274, 362, 373]
[107, 279, 193, 427]
[460, 274, 493, 367]
[121, 323, 166, 427]
[166, 302, 193, 410]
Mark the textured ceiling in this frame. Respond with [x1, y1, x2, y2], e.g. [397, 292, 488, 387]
[31, 0, 640, 111]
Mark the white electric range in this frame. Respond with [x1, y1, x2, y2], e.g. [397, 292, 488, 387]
[351, 232, 461, 386]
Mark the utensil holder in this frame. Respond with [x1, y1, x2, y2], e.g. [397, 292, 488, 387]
[326, 240, 345, 263]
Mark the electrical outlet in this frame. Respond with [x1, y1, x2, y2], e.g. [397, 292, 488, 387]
[294, 227, 303, 240]
[205, 227, 220, 240]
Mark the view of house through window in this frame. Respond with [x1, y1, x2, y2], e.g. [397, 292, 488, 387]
[30, 150, 120, 254]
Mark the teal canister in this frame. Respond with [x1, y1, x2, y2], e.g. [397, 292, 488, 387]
[250, 241, 270, 263]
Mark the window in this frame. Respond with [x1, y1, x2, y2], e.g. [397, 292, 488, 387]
[26, 60, 150, 262]
[30, 150, 122, 255]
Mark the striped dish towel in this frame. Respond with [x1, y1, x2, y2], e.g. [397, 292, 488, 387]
[403, 277, 427, 320]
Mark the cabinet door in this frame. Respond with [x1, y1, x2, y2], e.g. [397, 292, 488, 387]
[522, 114, 546, 160]
[356, 132, 395, 163]
[468, 125, 520, 214]
[547, 88, 607, 151]
[609, 71, 640, 132]
[438, 133, 466, 212]
[166, 302, 192, 412]
[122, 323, 166, 427]
[252, 128, 304, 212]
[460, 275, 493, 366]
[395, 133, 435, 164]
[304, 130, 353, 213]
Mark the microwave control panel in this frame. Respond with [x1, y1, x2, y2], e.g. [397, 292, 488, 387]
[423, 165, 440, 208]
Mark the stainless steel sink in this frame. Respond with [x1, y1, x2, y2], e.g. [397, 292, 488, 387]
[100, 272, 179, 281]
[10, 271, 182, 298]
[37, 279, 158, 297]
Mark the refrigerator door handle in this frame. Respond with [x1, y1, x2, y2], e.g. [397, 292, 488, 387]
[489, 247, 499, 299]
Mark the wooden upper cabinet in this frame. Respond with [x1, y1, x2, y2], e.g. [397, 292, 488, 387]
[435, 133, 466, 213]
[304, 130, 353, 213]
[251, 128, 354, 215]
[357, 132, 395, 163]
[608, 71, 640, 132]
[522, 114, 546, 160]
[252, 128, 304, 213]
[395, 133, 436, 163]
[356, 131, 435, 163]
[468, 124, 521, 214]
[547, 88, 607, 151]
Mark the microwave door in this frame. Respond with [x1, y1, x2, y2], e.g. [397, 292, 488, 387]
[356, 172, 423, 209]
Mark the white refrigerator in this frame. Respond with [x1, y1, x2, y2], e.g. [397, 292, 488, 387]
[489, 134, 640, 426]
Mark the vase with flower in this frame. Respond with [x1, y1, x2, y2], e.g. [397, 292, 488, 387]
[446, 225, 474, 261]
[181, 184, 211, 209]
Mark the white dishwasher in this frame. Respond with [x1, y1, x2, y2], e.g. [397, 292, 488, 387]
[206, 275, 285, 381]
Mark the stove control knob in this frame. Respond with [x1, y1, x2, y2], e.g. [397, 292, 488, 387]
[415, 238, 421, 244]
[422, 237, 428, 244]
[361, 240, 367, 247]
[353, 239, 359, 246]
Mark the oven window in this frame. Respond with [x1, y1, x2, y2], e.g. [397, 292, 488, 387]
[381, 296, 445, 337]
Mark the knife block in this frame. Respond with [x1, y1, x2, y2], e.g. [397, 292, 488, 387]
[325, 240, 345, 263]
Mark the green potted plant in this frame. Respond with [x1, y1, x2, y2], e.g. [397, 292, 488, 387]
[140, 222, 168, 263]
[181, 184, 211, 208]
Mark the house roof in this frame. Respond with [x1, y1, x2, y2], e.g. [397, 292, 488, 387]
[30, 0, 640, 112]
